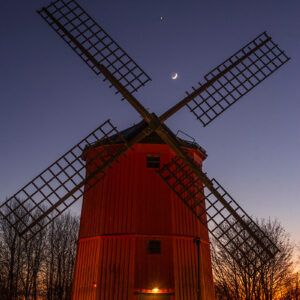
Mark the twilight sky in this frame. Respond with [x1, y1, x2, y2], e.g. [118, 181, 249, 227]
[0, 1, 299, 246]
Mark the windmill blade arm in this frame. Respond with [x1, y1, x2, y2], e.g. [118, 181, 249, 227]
[160, 32, 290, 125]
[157, 156, 279, 272]
[153, 122, 278, 271]
[99, 64, 153, 123]
[0, 120, 129, 240]
[38, 0, 151, 97]
[187, 32, 290, 126]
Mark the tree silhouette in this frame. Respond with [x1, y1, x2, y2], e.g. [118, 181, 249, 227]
[212, 218, 294, 300]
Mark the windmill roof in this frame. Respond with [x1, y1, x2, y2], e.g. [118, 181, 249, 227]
[88, 121, 207, 158]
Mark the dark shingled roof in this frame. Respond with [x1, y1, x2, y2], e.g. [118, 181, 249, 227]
[88, 121, 207, 158]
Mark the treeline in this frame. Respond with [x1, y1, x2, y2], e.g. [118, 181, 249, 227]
[0, 210, 79, 300]
[212, 218, 299, 299]
[1, 202, 299, 300]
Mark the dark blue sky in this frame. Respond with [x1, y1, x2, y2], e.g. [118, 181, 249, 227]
[0, 1, 299, 245]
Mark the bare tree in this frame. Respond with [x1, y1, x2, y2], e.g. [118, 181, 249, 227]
[0, 199, 78, 300]
[0, 200, 26, 300]
[18, 219, 47, 300]
[0, 221, 9, 298]
[258, 220, 294, 299]
[212, 218, 294, 300]
[44, 213, 79, 300]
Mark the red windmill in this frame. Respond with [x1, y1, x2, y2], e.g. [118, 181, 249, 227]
[0, 1, 290, 299]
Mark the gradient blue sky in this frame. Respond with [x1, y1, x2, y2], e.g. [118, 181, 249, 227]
[0, 1, 299, 245]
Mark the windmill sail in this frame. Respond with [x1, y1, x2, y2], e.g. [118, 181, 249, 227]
[38, 0, 151, 96]
[2, 1, 290, 273]
[158, 156, 279, 273]
[0, 120, 128, 240]
[184, 32, 290, 126]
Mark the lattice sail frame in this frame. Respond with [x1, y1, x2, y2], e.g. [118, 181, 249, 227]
[157, 156, 279, 272]
[38, 0, 151, 96]
[186, 32, 290, 126]
[0, 120, 128, 240]
[1, 1, 290, 266]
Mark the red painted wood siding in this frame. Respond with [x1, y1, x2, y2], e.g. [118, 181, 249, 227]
[72, 236, 135, 300]
[72, 143, 215, 299]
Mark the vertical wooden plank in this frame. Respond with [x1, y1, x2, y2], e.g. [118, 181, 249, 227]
[118, 237, 125, 299]
[175, 238, 183, 300]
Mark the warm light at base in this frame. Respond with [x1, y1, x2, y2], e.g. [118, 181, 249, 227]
[135, 287, 172, 294]
[92, 281, 97, 288]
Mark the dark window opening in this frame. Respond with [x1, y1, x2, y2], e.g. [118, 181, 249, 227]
[147, 156, 160, 168]
[147, 240, 161, 254]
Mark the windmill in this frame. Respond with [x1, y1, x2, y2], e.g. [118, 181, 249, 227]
[0, 0, 290, 299]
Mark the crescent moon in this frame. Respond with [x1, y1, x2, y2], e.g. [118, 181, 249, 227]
[172, 73, 178, 80]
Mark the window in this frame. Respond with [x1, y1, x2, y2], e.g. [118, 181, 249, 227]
[147, 240, 161, 254]
[147, 156, 160, 168]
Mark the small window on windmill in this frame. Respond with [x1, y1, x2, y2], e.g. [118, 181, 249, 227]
[147, 240, 161, 254]
[146, 155, 160, 168]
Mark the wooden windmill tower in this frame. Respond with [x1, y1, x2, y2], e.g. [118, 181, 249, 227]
[0, 1, 290, 299]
